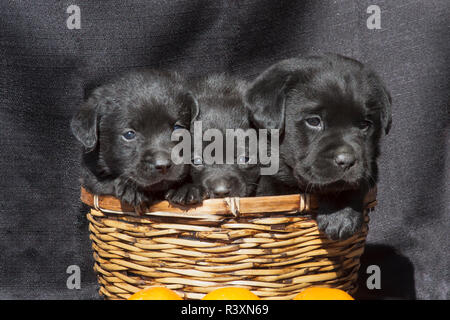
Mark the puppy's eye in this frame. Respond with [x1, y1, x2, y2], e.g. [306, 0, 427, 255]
[192, 157, 203, 166]
[305, 117, 322, 128]
[238, 156, 251, 164]
[122, 130, 136, 140]
[173, 123, 185, 131]
[359, 120, 372, 131]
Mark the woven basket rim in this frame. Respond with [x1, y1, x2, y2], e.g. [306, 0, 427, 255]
[80, 187, 377, 217]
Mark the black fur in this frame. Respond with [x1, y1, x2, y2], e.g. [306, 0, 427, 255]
[71, 69, 194, 209]
[166, 74, 260, 205]
[245, 54, 392, 240]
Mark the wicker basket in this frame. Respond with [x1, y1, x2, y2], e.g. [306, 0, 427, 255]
[81, 187, 377, 300]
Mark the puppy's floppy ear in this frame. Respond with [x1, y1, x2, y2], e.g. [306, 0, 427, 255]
[367, 71, 392, 135]
[176, 92, 199, 129]
[380, 85, 392, 135]
[245, 63, 296, 133]
[71, 102, 98, 152]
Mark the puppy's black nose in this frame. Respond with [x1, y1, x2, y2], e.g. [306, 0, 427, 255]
[212, 180, 231, 198]
[154, 158, 172, 173]
[334, 153, 356, 170]
[146, 152, 172, 173]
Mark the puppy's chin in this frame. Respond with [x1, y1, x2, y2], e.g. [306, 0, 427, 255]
[206, 186, 249, 199]
[293, 163, 366, 194]
[131, 165, 188, 191]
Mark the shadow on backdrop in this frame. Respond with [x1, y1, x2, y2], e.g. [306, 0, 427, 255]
[355, 244, 416, 299]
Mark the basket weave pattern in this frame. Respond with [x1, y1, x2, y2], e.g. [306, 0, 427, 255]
[82, 188, 376, 300]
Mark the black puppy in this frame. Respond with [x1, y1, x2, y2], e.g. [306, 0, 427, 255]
[245, 54, 392, 240]
[166, 74, 260, 205]
[71, 70, 195, 210]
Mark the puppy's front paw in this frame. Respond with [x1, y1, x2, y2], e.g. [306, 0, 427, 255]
[114, 179, 151, 209]
[165, 184, 208, 205]
[316, 207, 364, 240]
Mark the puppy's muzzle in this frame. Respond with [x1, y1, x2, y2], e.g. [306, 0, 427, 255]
[211, 178, 232, 198]
[206, 176, 243, 198]
[334, 152, 356, 170]
[145, 151, 172, 174]
[331, 144, 357, 171]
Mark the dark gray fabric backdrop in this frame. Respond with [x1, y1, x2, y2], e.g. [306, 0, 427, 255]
[0, 0, 448, 299]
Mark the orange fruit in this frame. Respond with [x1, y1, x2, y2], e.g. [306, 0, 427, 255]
[202, 287, 260, 300]
[127, 287, 183, 300]
[293, 287, 354, 300]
